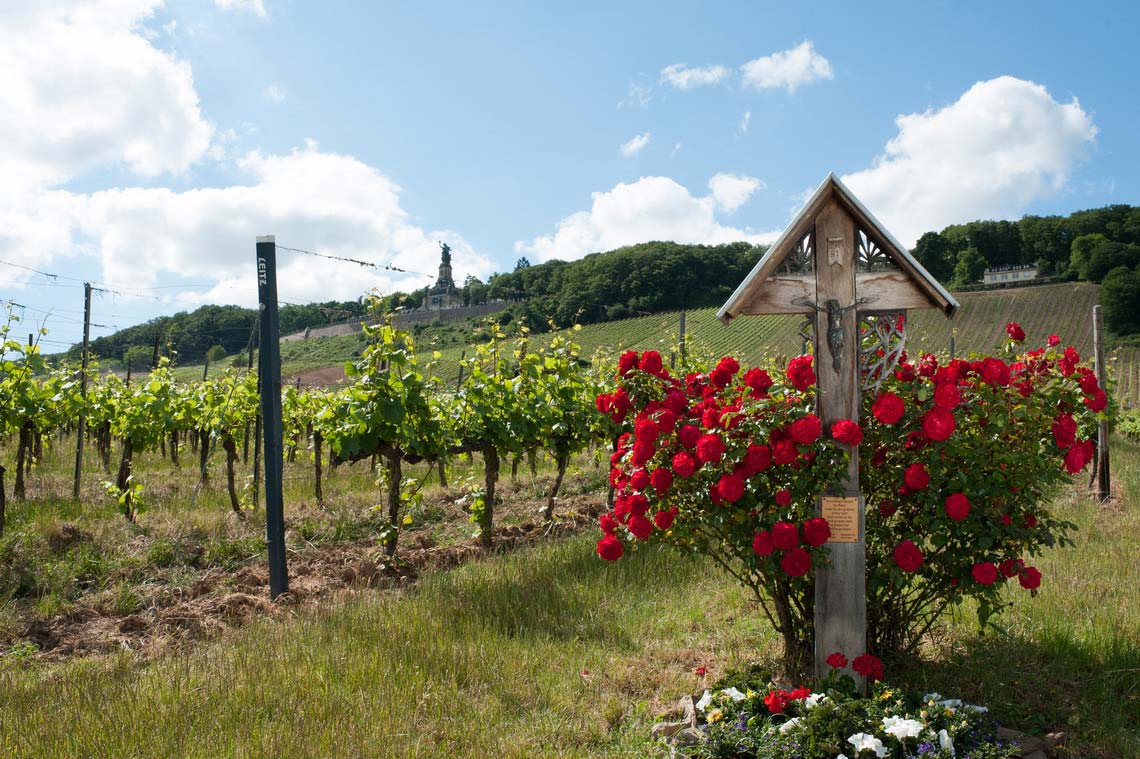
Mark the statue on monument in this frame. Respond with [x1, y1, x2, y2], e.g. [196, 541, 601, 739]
[438, 241, 452, 267]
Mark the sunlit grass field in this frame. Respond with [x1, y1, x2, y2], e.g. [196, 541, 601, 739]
[1, 440, 1138, 757]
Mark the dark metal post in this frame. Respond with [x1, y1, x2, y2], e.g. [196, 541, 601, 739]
[949, 335, 956, 360]
[256, 235, 289, 598]
[1093, 305, 1110, 502]
[679, 310, 687, 363]
[72, 283, 91, 499]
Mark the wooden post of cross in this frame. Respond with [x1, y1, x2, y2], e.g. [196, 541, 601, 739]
[717, 174, 959, 683]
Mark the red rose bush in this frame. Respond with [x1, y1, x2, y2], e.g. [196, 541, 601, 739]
[595, 352, 847, 670]
[860, 326, 1102, 654]
[596, 325, 1104, 665]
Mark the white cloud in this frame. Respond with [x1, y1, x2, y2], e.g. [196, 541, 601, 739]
[214, 0, 267, 18]
[514, 175, 776, 262]
[3, 144, 492, 304]
[738, 110, 752, 135]
[265, 84, 287, 104]
[660, 63, 730, 90]
[741, 41, 832, 93]
[0, 1, 213, 195]
[620, 132, 652, 158]
[841, 76, 1097, 246]
[0, 5, 488, 306]
[708, 173, 764, 213]
[618, 79, 653, 110]
[669, 142, 682, 159]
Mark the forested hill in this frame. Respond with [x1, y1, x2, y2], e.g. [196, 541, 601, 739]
[65, 202, 1140, 366]
[71, 301, 367, 368]
[913, 203, 1140, 286]
[483, 241, 763, 331]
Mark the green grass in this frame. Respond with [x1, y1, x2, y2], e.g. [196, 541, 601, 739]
[0, 537, 768, 758]
[2, 443, 1139, 756]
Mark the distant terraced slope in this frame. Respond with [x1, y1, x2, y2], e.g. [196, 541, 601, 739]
[260, 282, 1137, 406]
[423, 282, 1100, 375]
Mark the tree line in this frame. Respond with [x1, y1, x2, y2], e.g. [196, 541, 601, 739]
[69, 301, 369, 368]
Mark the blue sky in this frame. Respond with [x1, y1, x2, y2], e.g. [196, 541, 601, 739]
[1, 0, 1136, 349]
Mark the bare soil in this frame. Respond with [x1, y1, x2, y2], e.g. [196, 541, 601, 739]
[13, 491, 605, 664]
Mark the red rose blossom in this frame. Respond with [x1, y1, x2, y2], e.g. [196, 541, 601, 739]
[944, 492, 971, 521]
[831, 419, 864, 446]
[629, 469, 650, 491]
[744, 444, 772, 474]
[672, 451, 697, 478]
[678, 424, 701, 449]
[826, 652, 848, 669]
[893, 540, 924, 572]
[933, 382, 962, 410]
[904, 462, 930, 490]
[1084, 389, 1107, 413]
[650, 468, 673, 493]
[1048, 334, 1061, 347]
[639, 350, 663, 375]
[922, 408, 956, 441]
[802, 517, 831, 547]
[695, 433, 726, 464]
[971, 561, 998, 585]
[743, 367, 774, 397]
[653, 509, 676, 530]
[771, 521, 799, 551]
[716, 472, 746, 503]
[780, 547, 811, 577]
[1006, 321, 1026, 341]
[852, 653, 883, 681]
[774, 489, 792, 506]
[786, 355, 816, 392]
[596, 534, 623, 561]
[752, 531, 775, 556]
[788, 414, 822, 444]
[1052, 413, 1077, 449]
[1018, 566, 1042, 589]
[772, 438, 798, 465]
[617, 350, 639, 377]
[872, 392, 905, 425]
[599, 513, 617, 535]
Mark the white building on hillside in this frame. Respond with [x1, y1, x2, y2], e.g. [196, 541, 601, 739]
[983, 264, 1038, 285]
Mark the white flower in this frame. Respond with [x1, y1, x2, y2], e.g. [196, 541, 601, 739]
[964, 703, 989, 713]
[778, 717, 801, 734]
[938, 728, 955, 756]
[922, 692, 942, 702]
[937, 698, 963, 709]
[882, 715, 924, 740]
[848, 732, 888, 757]
[695, 689, 712, 711]
[721, 686, 747, 702]
[803, 693, 829, 709]
[837, 755, 849, 759]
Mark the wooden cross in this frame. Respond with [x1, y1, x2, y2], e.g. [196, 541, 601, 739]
[718, 175, 958, 681]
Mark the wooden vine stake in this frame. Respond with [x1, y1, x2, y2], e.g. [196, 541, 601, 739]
[718, 174, 959, 684]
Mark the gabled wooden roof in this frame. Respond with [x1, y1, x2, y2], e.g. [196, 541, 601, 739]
[717, 173, 959, 323]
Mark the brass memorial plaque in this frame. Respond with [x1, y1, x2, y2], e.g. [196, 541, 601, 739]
[821, 496, 860, 543]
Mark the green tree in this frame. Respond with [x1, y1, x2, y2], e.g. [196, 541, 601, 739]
[1087, 241, 1140, 283]
[951, 247, 987, 288]
[1101, 265, 1140, 335]
[911, 231, 954, 283]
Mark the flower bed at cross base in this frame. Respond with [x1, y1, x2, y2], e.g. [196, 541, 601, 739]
[680, 659, 1021, 759]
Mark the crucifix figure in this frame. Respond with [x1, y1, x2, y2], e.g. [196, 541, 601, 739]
[718, 174, 958, 683]
[793, 296, 872, 373]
